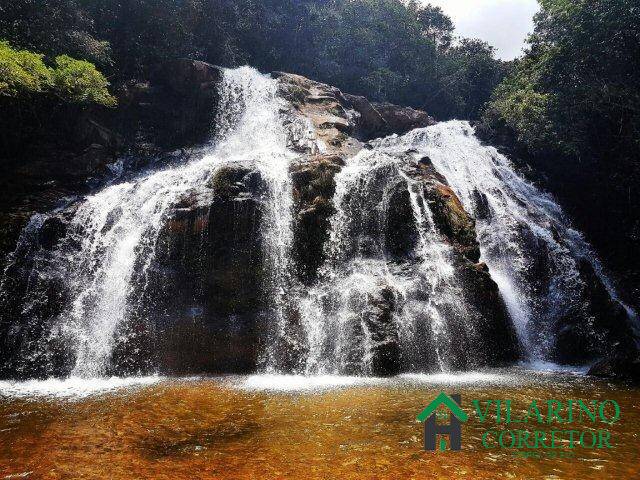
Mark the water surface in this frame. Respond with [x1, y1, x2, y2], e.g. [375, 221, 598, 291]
[1, 370, 639, 479]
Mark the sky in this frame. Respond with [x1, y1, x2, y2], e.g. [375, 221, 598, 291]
[422, 0, 540, 60]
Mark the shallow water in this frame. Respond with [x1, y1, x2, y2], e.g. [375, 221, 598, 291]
[1, 370, 639, 479]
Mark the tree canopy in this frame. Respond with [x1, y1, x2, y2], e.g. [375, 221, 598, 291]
[0, 0, 508, 120]
[483, 0, 640, 303]
[485, 0, 640, 156]
[0, 41, 115, 106]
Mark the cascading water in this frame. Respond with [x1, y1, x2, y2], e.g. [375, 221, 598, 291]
[0, 67, 302, 378]
[297, 147, 488, 375]
[373, 120, 637, 363]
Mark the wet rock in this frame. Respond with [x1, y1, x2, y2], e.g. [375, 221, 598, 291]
[141, 59, 223, 148]
[146, 164, 265, 374]
[290, 154, 344, 283]
[403, 157, 481, 263]
[425, 183, 481, 262]
[364, 285, 401, 376]
[553, 259, 638, 364]
[37, 216, 67, 250]
[160, 59, 223, 96]
[384, 182, 419, 259]
[371, 102, 436, 135]
[456, 261, 521, 365]
[343, 94, 389, 139]
[588, 351, 640, 383]
[275, 72, 361, 156]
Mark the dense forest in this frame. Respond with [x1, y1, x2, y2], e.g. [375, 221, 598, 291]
[1, 0, 639, 304]
[481, 0, 640, 306]
[0, 0, 506, 119]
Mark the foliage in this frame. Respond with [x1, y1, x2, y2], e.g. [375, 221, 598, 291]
[0, 0, 112, 66]
[486, 0, 640, 155]
[51, 55, 116, 106]
[414, 3, 454, 49]
[0, 41, 115, 107]
[0, 0, 507, 119]
[0, 41, 52, 96]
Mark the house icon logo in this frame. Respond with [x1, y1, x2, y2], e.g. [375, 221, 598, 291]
[416, 392, 468, 451]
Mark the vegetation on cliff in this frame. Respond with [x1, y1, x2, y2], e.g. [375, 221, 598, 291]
[0, 41, 115, 106]
[481, 0, 640, 304]
[0, 0, 505, 120]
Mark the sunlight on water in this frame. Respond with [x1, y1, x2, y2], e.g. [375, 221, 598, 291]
[0, 376, 163, 399]
[399, 371, 517, 386]
[237, 371, 518, 392]
[237, 374, 383, 392]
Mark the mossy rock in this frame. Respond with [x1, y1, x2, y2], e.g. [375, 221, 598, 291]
[426, 183, 481, 262]
[209, 165, 252, 200]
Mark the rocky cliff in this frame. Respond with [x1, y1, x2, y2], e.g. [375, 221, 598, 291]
[0, 61, 635, 380]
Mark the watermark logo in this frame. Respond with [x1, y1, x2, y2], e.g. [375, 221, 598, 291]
[416, 392, 621, 457]
[416, 392, 467, 451]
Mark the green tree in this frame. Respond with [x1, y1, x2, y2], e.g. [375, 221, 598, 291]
[51, 55, 116, 106]
[415, 4, 454, 49]
[0, 41, 115, 107]
[0, 0, 112, 66]
[0, 41, 52, 96]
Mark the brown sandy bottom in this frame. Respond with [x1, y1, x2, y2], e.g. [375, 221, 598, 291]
[1, 370, 639, 479]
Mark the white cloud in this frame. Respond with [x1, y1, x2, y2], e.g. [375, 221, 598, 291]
[420, 0, 540, 59]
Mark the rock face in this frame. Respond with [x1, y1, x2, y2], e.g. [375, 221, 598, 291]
[0, 59, 224, 277]
[0, 64, 522, 378]
[141, 164, 265, 374]
[588, 352, 640, 383]
[364, 285, 402, 376]
[401, 153, 520, 367]
[554, 259, 638, 365]
[120, 59, 223, 149]
[371, 102, 437, 135]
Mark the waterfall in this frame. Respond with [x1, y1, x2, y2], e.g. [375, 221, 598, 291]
[373, 120, 637, 363]
[298, 147, 483, 375]
[1, 70, 635, 380]
[0, 67, 300, 378]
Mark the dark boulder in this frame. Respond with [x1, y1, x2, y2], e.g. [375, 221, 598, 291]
[371, 102, 436, 135]
[118, 59, 223, 149]
[588, 351, 640, 383]
[553, 258, 638, 364]
[343, 93, 389, 140]
[384, 181, 419, 260]
[456, 261, 521, 365]
[290, 154, 344, 283]
[142, 164, 265, 374]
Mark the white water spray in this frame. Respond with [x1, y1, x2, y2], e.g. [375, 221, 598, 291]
[2, 67, 300, 377]
[373, 120, 637, 360]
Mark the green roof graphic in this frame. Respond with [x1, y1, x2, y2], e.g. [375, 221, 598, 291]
[416, 392, 468, 423]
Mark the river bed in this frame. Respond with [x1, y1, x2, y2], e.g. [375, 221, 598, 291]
[1, 369, 638, 479]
